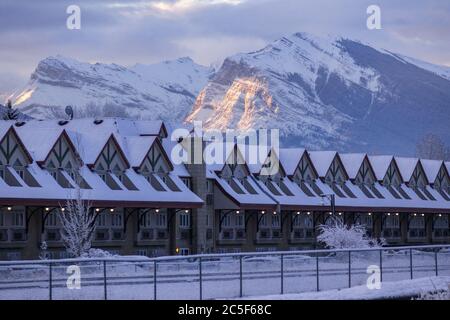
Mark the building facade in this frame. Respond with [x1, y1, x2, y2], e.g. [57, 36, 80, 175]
[0, 118, 449, 260]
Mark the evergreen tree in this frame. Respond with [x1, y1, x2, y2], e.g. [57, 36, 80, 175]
[2, 100, 19, 120]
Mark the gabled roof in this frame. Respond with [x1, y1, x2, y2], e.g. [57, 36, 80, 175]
[308, 151, 341, 177]
[446, 162, 450, 177]
[126, 135, 158, 168]
[395, 157, 419, 182]
[89, 133, 131, 169]
[368, 155, 394, 181]
[15, 127, 65, 162]
[279, 148, 307, 176]
[126, 135, 174, 171]
[242, 146, 286, 177]
[0, 125, 33, 164]
[0, 122, 12, 140]
[420, 159, 445, 183]
[36, 129, 83, 166]
[340, 153, 367, 180]
[205, 142, 251, 174]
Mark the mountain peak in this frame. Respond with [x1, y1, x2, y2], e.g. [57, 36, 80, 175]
[9, 32, 450, 155]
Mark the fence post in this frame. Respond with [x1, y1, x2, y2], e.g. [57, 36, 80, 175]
[49, 262, 53, 301]
[103, 260, 107, 300]
[280, 254, 284, 295]
[409, 248, 413, 280]
[379, 249, 383, 282]
[348, 250, 351, 288]
[435, 249, 438, 276]
[154, 260, 157, 300]
[199, 257, 203, 300]
[316, 253, 319, 292]
[239, 256, 243, 298]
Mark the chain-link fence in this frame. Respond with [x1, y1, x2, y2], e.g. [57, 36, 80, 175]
[0, 244, 449, 300]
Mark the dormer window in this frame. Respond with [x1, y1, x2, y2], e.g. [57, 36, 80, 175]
[13, 159, 24, 180]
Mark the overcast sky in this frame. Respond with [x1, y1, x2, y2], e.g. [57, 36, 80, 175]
[1, 0, 449, 96]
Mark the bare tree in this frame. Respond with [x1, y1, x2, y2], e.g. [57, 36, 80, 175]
[58, 138, 96, 258]
[59, 185, 96, 257]
[416, 133, 450, 161]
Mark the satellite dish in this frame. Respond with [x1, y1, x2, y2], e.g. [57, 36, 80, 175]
[65, 105, 74, 120]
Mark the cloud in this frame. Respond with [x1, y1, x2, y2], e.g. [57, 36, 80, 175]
[0, 0, 449, 97]
[107, 0, 248, 17]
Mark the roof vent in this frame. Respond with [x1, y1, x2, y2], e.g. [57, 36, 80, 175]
[94, 119, 103, 125]
[58, 120, 69, 126]
[14, 121, 26, 127]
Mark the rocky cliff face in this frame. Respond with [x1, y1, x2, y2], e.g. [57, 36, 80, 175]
[186, 33, 450, 154]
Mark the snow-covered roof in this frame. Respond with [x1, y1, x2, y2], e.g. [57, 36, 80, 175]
[308, 151, 337, 177]
[279, 148, 306, 176]
[1, 118, 449, 212]
[368, 155, 394, 181]
[125, 135, 158, 168]
[420, 159, 444, 183]
[395, 157, 419, 182]
[0, 118, 200, 207]
[210, 172, 277, 209]
[340, 153, 366, 180]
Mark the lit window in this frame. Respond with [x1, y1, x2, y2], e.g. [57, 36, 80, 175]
[179, 212, 190, 228]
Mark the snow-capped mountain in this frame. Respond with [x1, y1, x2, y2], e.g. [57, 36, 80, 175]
[10, 32, 450, 155]
[12, 55, 214, 124]
[186, 32, 450, 154]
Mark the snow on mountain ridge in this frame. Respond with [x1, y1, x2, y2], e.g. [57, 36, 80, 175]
[9, 32, 450, 155]
[12, 55, 214, 122]
[185, 32, 450, 155]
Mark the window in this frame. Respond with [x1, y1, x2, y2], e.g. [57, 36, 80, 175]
[385, 215, 400, 228]
[50, 170, 57, 180]
[99, 173, 107, 182]
[435, 215, 448, 229]
[410, 216, 425, 228]
[0, 212, 4, 226]
[156, 213, 167, 228]
[179, 213, 190, 228]
[260, 214, 268, 227]
[111, 213, 123, 227]
[97, 213, 107, 227]
[360, 214, 373, 228]
[222, 214, 231, 227]
[12, 211, 25, 227]
[272, 215, 280, 228]
[182, 178, 191, 189]
[205, 214, 210, 227]
[236, 214, 244, 227]
[45, 212, 58, 227]
[140, 211, 152, 228]
[14, 160, 24, 180]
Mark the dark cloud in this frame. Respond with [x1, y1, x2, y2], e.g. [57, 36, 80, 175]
[0, 0, 449, 95]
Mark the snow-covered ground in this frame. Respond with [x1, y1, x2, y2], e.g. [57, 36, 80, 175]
[0, 249, 449, 300]
[239, 276, 450, 300]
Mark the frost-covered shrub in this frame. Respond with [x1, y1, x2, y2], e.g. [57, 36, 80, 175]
[80, 248, 116, 258]
[317, 216, 384, 250]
